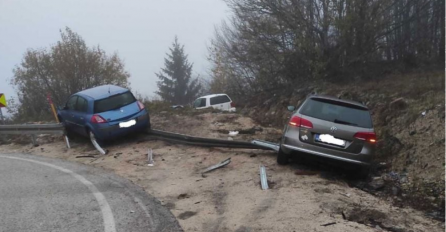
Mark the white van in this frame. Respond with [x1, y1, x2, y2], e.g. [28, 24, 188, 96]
[193, 94, 236, 112]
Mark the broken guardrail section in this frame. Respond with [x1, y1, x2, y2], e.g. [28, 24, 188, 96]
[202, 158, 231, 174]
[149, 129, 273, 150]
[259, 165, 269, 190]
[252, 140, 280, 151]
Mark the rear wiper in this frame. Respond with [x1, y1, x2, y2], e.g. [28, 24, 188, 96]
[334, 119, 357, 126]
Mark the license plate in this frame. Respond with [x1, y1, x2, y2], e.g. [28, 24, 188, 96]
[119, 119, 136, 128]
[315, 134, 345, 147]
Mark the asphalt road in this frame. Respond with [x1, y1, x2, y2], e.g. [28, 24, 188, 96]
[0, 153, 182, 232]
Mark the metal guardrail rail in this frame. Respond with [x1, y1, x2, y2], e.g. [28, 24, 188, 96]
[0, 124, 279, 152]
[148, 129, 275, 150]
[0, 124, 65, 135]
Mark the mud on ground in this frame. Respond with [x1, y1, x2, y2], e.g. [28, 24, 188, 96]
[0, 112, 444, 232]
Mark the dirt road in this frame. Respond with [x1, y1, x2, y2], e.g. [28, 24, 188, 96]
[1, 112, 443, 232]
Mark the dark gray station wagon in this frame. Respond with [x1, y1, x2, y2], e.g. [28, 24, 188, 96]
[278, 95, 376, 174]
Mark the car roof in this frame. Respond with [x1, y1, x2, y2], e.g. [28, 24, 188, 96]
[76, 85, 129, 100]
[198, 94, 229, 99]
[309, 95, 368, 109]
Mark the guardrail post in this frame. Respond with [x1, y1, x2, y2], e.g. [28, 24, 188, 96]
[31, 135, 37, 146]
[64, 136, 70, 149]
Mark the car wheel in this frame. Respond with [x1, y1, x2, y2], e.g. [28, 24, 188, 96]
[277, 147, 290, 165]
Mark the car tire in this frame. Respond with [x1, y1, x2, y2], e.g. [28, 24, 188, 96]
[277, 147, 290, 165]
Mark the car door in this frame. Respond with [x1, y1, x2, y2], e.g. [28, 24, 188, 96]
[71, 96, 89, 136]
[62, 96, 78, 131]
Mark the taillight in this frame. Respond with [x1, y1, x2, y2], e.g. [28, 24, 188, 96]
[354, 132, 377, 143]
[91, 115, 107, 124]
[230, 102, 235, 108]
[289, 116, 313, 128]
[137, 101, 145, 110]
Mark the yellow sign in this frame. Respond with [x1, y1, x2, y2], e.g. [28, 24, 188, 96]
[0, 94, 6, 107]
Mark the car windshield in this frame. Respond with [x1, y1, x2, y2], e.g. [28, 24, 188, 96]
[94, 91, 136, 113]
[299, 98, 373, 128]
[194, 98, 206, 108]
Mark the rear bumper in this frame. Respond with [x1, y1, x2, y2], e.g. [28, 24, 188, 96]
[92, 111, 150, 140]
[281, 128, 373, 166]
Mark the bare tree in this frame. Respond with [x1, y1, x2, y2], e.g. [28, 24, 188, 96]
[10, 27, 130, 121]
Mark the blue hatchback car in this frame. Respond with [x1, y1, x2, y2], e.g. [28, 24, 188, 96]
[57, 85, 150, 142]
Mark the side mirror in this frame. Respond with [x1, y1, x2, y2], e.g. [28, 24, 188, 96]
[287, 106, 295, 112]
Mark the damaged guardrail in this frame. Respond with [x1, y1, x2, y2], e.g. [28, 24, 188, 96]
[0, 124, 65, 135]
[251, 140, 280, 151]
[148, 129, 275, 150]
[0, 123, 70, 148]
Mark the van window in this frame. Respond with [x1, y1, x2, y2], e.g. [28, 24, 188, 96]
[210, 95, 230, 105]
[94, 92, 136, 113]
[194, 98, 206, 108]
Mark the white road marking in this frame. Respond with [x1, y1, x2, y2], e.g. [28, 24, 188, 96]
[0, 155, 117, 232]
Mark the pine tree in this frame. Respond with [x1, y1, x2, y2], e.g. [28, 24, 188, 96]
[156, 37, 202, 105]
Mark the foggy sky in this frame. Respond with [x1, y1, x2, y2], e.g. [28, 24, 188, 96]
[0, 0, 230, 111]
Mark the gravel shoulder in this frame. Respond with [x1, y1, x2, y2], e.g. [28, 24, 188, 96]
[0, 112, 443, 232]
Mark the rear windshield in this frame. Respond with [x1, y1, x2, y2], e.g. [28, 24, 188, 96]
[299, 98, 373, 128]
[94, 92, 136, 113]
[210, 95, 230, 105]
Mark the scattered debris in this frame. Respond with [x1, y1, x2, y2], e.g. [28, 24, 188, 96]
[368, 177, 385, 191]
[320, 222, 336, 226]
[201, 158, 231, 174]
[389, 98, 407, 110]
[259, 165, 269, 190]
[421, 111, 426, 116]
[228, 131, 239, 136]
[177, 193, 190, 199]
[178, 211, 197, 220]
[130, 210, 135, 213]
[171, 105, 184, 109]
[147, 148, 154, 166]
[194, 201, 201, 204]
[295, 170, 319, 175]
[340, 193, 351, 198]
[249, 154, 257, 158]
[75, 155, 95, 158]
[113, 152, 122, 158]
